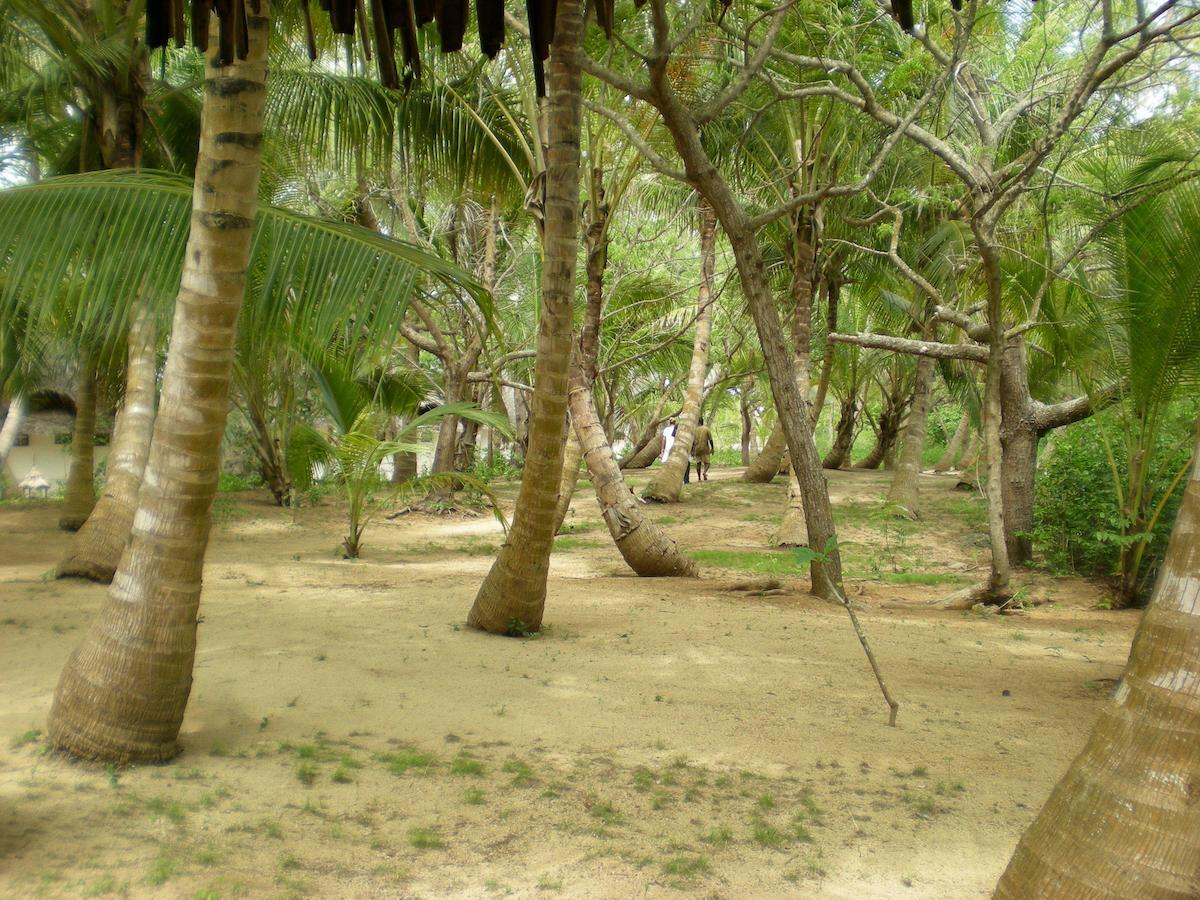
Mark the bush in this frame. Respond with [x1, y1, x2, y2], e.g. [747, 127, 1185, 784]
[1032, 410, 1191, 598]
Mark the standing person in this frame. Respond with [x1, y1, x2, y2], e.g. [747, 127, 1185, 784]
[659, 417, 676, 464]
[692, 417, 715, 481]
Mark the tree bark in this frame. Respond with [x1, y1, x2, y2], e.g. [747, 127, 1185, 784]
[622, 431, 663, 469]
[934, 412, 970, 472]
[739, 385, 753, 466]
[552, 426, 583, 534]
[58, 365, 99, 531]
[58, 307, 157, 581]
[47, 6, 270, 763]
[467, 0, 584, 635]
[994, 425, 1200, 898]
[822, 399, 858, 470]
[741, 422, 787, 482]
[644, 199, 717, 502]
[0, 391, 27, 488]
[812, 274, 841, 422]
[887, 353, 936, 516]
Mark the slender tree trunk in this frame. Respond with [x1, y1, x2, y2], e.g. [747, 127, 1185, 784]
[0, 391, 27, 488]
[739, 385, 753, 466]
[467, 0, 584, 635]
[999, 342, 1037, 566]
[887, 354, 936, 516]
[822, 399, 858, 470]
[569, 364, 697, 576]
[994, 425, 1200, 897]
[432, 369, 466, 474]
[391, 342, 420, 482]
[59, 365, 99, 531]
[245, 397, 291, 506]
[58, 308, 157, 582]
[742, 422, 787, 482]
[979, 234, 1012, 597]
[47, 7, 270, 763]
[644, 199, 717, 502]
[812, 274, 841, 422]
[934, 412, 970, 472]
[552, 426, 583, 534]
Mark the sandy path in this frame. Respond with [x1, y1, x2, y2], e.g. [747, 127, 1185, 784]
[0, 468, 1137, 898]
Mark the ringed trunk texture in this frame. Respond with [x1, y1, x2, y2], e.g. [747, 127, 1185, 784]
[467, 0, 584, 635]
[47, 8, 269, 763]
[994, 426, 1200, 897]
[999, 342, 1038, 566]
[934, 413, 970, 472]
[887, 354, 936, 516]
[643, 200, 717, 502]
[552, 426, 583, 534]
[58, 366, 99, 531]
[568, 364, 696, 576]
[742, 421, 786, 482]
[623, 432, 662, 468]
[58, 309, 157, 582]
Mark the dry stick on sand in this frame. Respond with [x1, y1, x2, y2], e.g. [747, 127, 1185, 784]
[797, 543, 900, 727]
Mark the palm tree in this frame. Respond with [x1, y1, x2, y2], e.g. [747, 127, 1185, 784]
[47, 4, 272, 762]
[467, 0, 587, 635]
[994, 419, 1200, 896]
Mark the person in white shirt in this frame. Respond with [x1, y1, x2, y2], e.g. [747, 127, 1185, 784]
[660, 418, 676, 463]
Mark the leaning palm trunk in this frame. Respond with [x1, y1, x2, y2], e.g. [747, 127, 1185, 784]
[0, 391, 27, 485]
[467, 0, 584, 635]
[643, 200, 717, 502]
[887, 354, 935, 516]
[934, 412, 970, 472]
[47, 9, 269, 763]
[822, 399, 857, 469]
[569, 362, 696, 576]
[621, 430, 663, 468]
[58, 365, 99, 531]
[552, 427, 583, 534]
[994, 425, 1200, 897]
[58, 308, 157, 581]
[742, 422, 787, 482]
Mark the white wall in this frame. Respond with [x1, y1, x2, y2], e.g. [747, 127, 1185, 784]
[6, 434, 109, 487]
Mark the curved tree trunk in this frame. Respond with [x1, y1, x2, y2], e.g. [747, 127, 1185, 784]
[0, 391, 27, 490]
[742, 422, 787, 482]
[552, 426, 583, 534]
[887, 354, 936, 516]
[569, 364, 696, 576]
[994, 425, 1200, 897]
[47, 8, 270, 763]
[58, 365, 98, 531]
[643, 199, 717, 502]
[811, 274, 841, 422]
[467, 0, 584, 635]
[623, 432, 663, 469]
[934, 412, 970, 472]
[58, 308, 157, 582]
[822, 399, 858, 470]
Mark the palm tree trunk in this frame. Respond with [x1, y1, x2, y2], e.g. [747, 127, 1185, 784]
[47, 6, 270, 763]
[58, 307, 157, 581]
[743, 421, 787, 482]
[934, 412, 970, 472]
[644, 199, 717, 502]
[887, 354, 935, 516]
[0, 391, 27, 488]
[622, 431, 663, 469]
[58, 365, 99, 531]
[552, 426, 583, 534]
[739, 385, 753, 465]
[822, 399, 858, 469]
[467, 0, 584, 635]
[812, 273, 841, 422]
[569, 362, 696, 576]
[994, 425, 1200, 897]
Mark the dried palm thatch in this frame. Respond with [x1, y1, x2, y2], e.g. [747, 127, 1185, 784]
[145, 0, 616, 95]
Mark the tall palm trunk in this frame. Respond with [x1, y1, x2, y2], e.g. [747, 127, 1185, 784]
[47, 7, 270, 763]
[887, 354, 935, 515]
[552, 427, 583, 533]
[811, 273, 841, 422]
[822, 399, 858, 469]
[739, 384, 754, 465]
[622, 431, 663, 468]
[934, 412, 970, 472]
[742, 422, 787, 482]
[58, 307, 157, 581]
[467, 0, 584, 635]
[994, 425, 1200, 897]
[643, 199, 717, 502]
[59, 365, 99, 531]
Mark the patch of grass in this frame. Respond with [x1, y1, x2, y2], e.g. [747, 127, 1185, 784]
[296, 762, 318, 786]
[145, 796, 187, 825]
[661, 855, 711, 879]
[144, 851, 176, 886]
[194, 846, 222, 866]
[502, 757, 536, 787]
[587, 799, 624, 825]
[83, 874, 121, 897]
[632, 767, 655, 792]
[464, 787, 487, 805]
[407, 826, 444, 849]
[11, 728, 41, 748]
[379, 747, 437, 775]
[536, 875, 563, 891]
[260, 818, 283, 839]
[902, 790, 938, 819]
[751, 819, 787, 848]
[279, 851, 301, 870]
[450, 753, 485, 777]
[857, 572, 967, 585]
[553, 536, 604, 551]
[755, 793, 776, 812]
[691, 549, 797, 575]
[331, 766, 354, 784]
[700, 825, 733, 846]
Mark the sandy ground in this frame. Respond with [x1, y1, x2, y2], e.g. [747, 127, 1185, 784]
[0, 466, 1140, 899]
